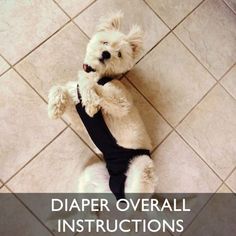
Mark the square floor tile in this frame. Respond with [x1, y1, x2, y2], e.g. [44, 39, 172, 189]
[0, 0, 69, 64]
[152, 132, 221, 193]
[0, 187, 52, 236]
[221, 64, 236, 99]
[224, 0, 236, 14]
[226, 169, 236, 193]
[74, 0, 169, 57]
[175, 0, 236, 79]
[127, 33, 215, 126]
[178, 85, 236, 179]
[0, 56, 9, 75]
[0, 70, 65, 181]
[8, 129, 99, 192]
[16, 23, 88, 100]
[145, 0, 202, 28]
[55, 0, 95, 17]
[122, 78, 172, 150]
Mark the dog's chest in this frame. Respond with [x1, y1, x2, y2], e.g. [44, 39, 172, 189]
[103, 109, 151, 150]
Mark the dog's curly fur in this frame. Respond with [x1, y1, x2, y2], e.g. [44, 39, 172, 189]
[48, 12, 157, 195]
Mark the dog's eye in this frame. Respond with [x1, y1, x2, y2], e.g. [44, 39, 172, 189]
[118, 51, 122, 58]
[103, 42, 108, 45]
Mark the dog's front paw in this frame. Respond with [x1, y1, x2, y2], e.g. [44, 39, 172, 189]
[85, 104, 99, 117]
[48, 86, 68, 119]
[82, 88, 101, 117]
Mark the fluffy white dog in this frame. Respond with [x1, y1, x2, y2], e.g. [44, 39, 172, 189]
[48, 12, 157, 198]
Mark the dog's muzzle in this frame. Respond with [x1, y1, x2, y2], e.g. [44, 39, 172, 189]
[83, 64, 96, 73]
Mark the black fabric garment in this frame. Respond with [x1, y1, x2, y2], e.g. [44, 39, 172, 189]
[75, 77, 150, 200]
[97, 76, 113, 85]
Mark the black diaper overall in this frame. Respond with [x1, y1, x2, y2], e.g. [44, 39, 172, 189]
[75, 77, 150, 200]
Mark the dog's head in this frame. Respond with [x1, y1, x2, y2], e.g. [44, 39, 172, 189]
[83, 11, 143, 76]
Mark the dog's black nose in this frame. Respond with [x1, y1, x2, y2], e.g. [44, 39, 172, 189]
[102, 51, 111, 60]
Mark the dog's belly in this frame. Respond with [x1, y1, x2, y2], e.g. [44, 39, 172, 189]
[103, 107, 152, 150]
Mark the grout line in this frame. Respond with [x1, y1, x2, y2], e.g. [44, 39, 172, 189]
[219, 62, 236, 100]
[143, 0, 171, 29]
[3, 126, 69, 186]
[11, 19, 71, 67]
[132, 29, 171, 67]
[171, 0, 206, 31]
[72, 20, 91, 40]
[222, 0, 236, 15]
[174, 82, 217, 128]
[53, 0, 97, 19]
[124, 75, 173, 128]
[0, 66, 11, 77]
[13, 67, 49, 104]
[223, 182, 236, 193]
[68, 126, 103, 161]
[151, 130, 174, 154]
[223, 166, 236, 183]
[173, 33, 218, 81]
[173, 0, 206, 30]
[70, 0, 98, 20]
[0, 180, 3, 189]
[174, 61, 236, 127]
[218, 62, 236, 81]
[176, 130, 225, 182]
[52, 0, 91, 40]
[219, 83, 236, 101]
[122, 78, 174, 154]
[3, 185, 55, 236]
[180, 182, 223, 236]
[0, 56, 11, 77]
[146, 0, 206, 30]
[143, 0, 206, 31]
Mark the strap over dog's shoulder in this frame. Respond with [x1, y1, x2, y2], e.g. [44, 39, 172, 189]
[97, 76, 113, 86]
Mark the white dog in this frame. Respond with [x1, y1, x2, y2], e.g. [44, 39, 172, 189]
[48, 12, 157, 199]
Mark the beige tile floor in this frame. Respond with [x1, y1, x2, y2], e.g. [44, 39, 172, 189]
[0, 0, 236, 235]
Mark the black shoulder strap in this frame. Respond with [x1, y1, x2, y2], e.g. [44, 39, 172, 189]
[97, 76, 113, 86]
[77, 84, 82, 102]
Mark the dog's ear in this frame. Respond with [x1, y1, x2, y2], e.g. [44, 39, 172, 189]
[127, 25, 143, 58]
[97, 11, 123, 32]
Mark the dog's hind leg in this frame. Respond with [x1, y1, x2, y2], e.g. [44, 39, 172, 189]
[48, 85, 68, 119]
[125, 155, 157, 194]
[78, 161, 111, 193]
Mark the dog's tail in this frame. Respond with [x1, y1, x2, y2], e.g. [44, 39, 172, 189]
[48, 85, 68, 119]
